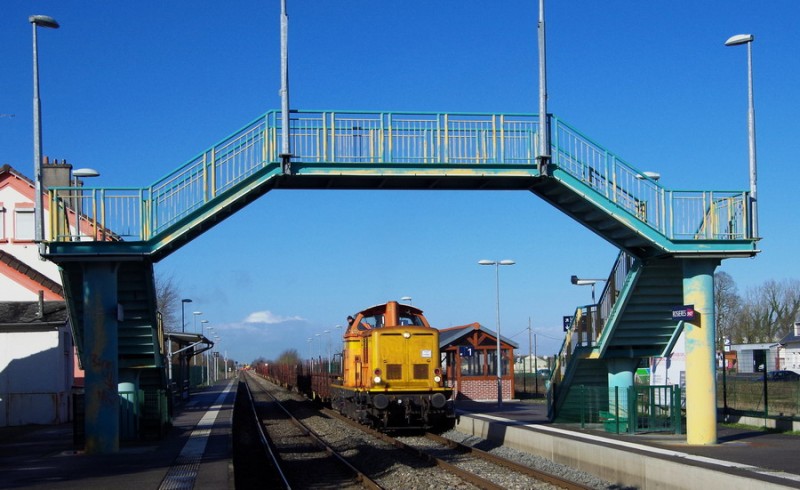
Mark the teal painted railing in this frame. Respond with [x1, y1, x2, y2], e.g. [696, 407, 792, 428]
[550, 252, 635, 391]
[47, 110, 750, 245]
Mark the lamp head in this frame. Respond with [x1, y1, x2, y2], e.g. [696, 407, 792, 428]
[72, 168, 100, 178]
[29, 15, 60, 29]
[725, 34, 753, 46]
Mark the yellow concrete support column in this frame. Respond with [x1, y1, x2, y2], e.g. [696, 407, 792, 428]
[682, 259, 719, 445]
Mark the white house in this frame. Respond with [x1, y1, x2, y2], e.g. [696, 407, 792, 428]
[0, 163, 64, 300]
[0, 161, 86, 426]
[0, 300, 73, 425]
[778, 323, 800, 374]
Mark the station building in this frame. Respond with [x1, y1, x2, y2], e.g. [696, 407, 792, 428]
[439, 322, 518, 401]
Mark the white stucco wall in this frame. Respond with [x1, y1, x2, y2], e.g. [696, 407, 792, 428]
[0, 330, 73, 426]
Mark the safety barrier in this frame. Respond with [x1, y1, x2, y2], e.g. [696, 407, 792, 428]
[47, 111, 751, 245]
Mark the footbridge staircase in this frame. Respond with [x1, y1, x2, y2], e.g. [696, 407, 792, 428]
[43, 110, 758, 445]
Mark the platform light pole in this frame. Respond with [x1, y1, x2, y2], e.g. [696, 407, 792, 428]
[479, 259, 515, 407]
[324, 329, 331, 373]
[30, 14, 59, 257]
[201, 320, 209, 384]
[71, 168, 100, 220]
[193, 311, 203, 332]
[725, 33, 758, 239]
[536, 0, 550, 175]
[279, 0, 292, 171]
[181, 298, 192, 333]
[570, 275, 606, 304]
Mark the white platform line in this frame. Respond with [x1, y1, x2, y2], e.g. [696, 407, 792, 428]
[159, 380, 235, 490]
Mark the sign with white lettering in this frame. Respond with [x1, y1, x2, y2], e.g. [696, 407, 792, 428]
[672, 305, 695, 321]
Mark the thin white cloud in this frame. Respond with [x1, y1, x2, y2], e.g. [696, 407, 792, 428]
[244, 310, 304, 324]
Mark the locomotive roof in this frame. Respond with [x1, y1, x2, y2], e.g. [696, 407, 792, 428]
[357, 301, 423, 316]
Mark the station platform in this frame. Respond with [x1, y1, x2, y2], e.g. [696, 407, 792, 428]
[3, 387, 798, 489]
[0, 378, 236, 490]
[454, 399, 800, 489]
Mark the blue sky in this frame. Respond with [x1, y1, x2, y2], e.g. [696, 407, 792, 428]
[3, 2, 799, 365]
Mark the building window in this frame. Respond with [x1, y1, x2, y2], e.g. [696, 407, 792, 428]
[461, 350, 485, 377]
[0, 204, 6, 240]
[487, 348, 510, 377]
[14, 207, 35, 241]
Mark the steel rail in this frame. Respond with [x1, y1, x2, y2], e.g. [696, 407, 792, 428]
[242, 376, 292, 489]
[423, 431, 594, 490]
[246, 373, 383, 490]
[320, 407, 506, 490]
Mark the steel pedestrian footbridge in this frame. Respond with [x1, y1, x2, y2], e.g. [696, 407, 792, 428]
[43, 110, 758, 452]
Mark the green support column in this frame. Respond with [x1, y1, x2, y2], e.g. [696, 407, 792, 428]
[682, 259, 719, 445]
[608, 358, 637, 417]
[82, 262, 120, 454]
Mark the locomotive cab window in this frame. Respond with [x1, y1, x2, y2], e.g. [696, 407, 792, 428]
[359, 314, 384, 330]
[398, 314, 423, 326]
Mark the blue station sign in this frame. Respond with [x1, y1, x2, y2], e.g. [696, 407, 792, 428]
[672, 305, 696, 321]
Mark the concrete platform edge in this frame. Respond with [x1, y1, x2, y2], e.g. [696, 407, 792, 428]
[455, 413, 796, 489]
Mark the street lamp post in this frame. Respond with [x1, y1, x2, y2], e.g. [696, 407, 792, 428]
[71, 168, 100, 221]
[570, 275, 606, 304]
[479, 259, 515, 406]
[323, 329, 331, 373]
[30, 14, 59, 256]
[571, 276, 606, 345]
[334, 324, 343, 373]
[201, 320, 209, 384]
[181, 298, 192, 333]
[725, 33, 758, 239]
[192, 311, 202, 367]
[193, 311, 203, 332]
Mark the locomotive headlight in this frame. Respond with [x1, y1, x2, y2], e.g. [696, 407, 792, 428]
[374, 376, 382, 384]
[434, 368, 442, 383]
[434, 375, 442, 383]
[403, 332, 411, 339]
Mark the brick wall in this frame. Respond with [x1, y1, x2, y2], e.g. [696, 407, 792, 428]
[458, 378, 513, 401]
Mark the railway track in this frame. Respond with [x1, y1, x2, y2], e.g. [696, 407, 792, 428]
[241, 373, 377, 489]
[321, 407, 593, 490]
[240, 372, 604, 489]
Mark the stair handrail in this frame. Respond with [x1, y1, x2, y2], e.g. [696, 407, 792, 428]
[550, 116, 751, 241]
[548, 251, 634, 395]
[592, 251, 636, 343]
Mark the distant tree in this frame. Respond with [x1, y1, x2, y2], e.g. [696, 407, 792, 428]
[276, 349, 301, 365]
[251, 356, 270, 367]
[737, 279, 800, 343]
[714, 271, 742, 348]
[155, 273, 180, 332]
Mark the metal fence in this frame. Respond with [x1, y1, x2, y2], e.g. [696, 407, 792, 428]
[719, 371, 800, 420]
[557, 384, 683, 434]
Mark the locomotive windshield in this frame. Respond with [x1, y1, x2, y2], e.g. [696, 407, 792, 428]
[356, 312, 425, 330]
[398, 313, 424, 326]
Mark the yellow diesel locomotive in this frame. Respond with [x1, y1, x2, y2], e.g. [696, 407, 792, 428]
[331, 301, 454, 430]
